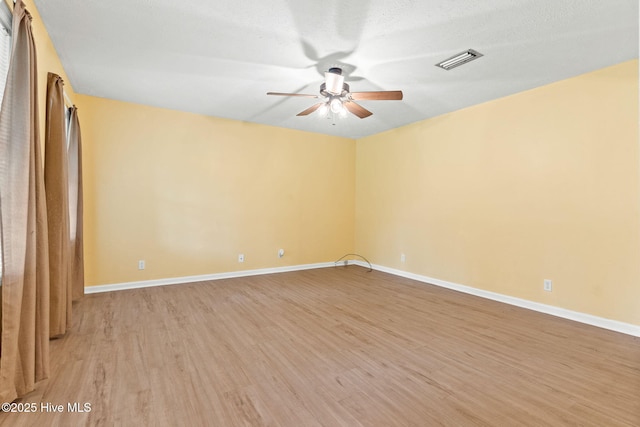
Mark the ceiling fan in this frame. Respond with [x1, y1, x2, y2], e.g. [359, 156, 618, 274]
[267, 67, 403, 119]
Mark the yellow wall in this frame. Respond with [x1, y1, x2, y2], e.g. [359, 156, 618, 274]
[356, 60, 640, 325]
[75, 95, 355, 286]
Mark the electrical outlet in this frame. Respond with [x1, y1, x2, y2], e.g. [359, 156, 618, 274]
[401, 253, 406, 263]
[544, 279, 552, 292]
[138, 260, 145, 270]
[238, 254, 245, 263]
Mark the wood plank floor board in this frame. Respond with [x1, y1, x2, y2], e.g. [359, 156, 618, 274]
[1, 266, 638, 426]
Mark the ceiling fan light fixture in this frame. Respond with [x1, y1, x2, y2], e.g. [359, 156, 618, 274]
[436, 49, 483, 70]
[330, 97, 343, 113]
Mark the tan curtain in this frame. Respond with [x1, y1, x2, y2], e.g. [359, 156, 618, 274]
[0, 0, 50, 402]
[45, 73, 71, 338]
[67, 106, 84, 300]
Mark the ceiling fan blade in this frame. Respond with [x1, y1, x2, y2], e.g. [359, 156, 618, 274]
[350, 90, 403, 101]
[267, 92, 318, 98]
[344, 101, 373, 119]
[296, 103, 324, 116]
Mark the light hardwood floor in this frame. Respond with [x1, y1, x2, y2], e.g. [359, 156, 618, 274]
[1, 266, 639, 426]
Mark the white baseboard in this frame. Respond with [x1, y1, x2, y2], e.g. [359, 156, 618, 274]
[84, 261, 350, 294]
[85, 260, 639, 337]
[351, 261, 640, 337]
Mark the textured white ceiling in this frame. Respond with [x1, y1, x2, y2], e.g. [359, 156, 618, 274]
[34, 0, 638, 139]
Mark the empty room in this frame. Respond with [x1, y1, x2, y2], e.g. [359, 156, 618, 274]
[0, 0, 639, 425]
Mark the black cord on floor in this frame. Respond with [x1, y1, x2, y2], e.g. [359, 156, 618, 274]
[334, 253, 373, 272]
